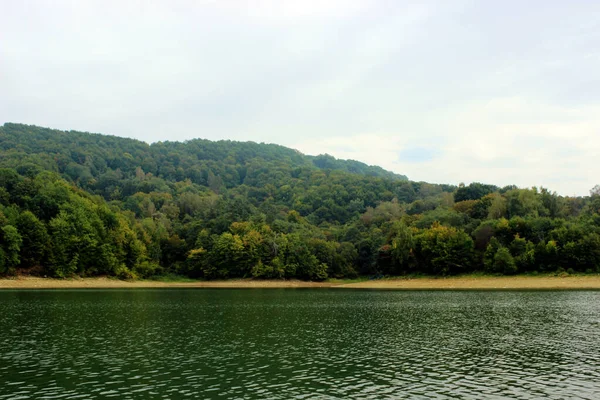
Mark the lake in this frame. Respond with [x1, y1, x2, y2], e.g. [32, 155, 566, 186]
[1, 289, 600, 399]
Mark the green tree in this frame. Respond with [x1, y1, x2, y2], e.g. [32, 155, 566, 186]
[206, 232, 244, 278]
[414, 223, 474, 275]
[483, 237, 501, 272]
[492, 247, 517, 274]
[389, 221, 414, 273]
[16, 211, 49, 267]
[0, 225, 22, 273]
[47, 215, 77, 277]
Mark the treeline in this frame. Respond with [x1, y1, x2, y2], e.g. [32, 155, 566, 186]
[1, 123, 600, 279]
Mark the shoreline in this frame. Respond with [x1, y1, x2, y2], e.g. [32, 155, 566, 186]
[2, 275, 600, 290]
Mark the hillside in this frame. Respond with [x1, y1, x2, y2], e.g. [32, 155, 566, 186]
[0, 123, 599, 280]
[0, 123, 406, 183]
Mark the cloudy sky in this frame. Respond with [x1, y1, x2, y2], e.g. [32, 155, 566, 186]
[2, 0, 599, 195]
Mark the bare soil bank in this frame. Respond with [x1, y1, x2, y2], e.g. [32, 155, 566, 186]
[2, 275, 600, 289]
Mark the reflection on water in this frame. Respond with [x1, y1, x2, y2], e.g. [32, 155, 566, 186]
[1, 289, 600, 399]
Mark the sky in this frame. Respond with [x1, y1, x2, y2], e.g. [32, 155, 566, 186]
[2, 0, 599, 196]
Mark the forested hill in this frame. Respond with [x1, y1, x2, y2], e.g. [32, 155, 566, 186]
[1, 122, 599, 280]
[0, 123, 407, 187]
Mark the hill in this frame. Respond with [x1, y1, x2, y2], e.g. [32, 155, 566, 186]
[0, 122, 599, 280]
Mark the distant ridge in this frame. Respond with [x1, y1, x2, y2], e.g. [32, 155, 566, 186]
[0, 123, 408, 182]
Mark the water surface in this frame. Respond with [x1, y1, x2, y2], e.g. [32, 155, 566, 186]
[1, 289, 600, 399]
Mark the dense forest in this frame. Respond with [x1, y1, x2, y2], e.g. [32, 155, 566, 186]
[1, 122, 599, 280]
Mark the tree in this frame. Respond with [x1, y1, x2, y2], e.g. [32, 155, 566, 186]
[490, 246, 517, 274]
[0, 225, 22, 273]
[390, 222, 414, 273]
[483, 237, 501, 272]
[186, 248, 208, 278]
[286, 234, 328, 280]
[454, 182, 497, 202]
[47, 215, 77, 277]
[17, 211, 49, 267]
[207, 232, 245, 278]
[487, 194, 508, 219]
[414, 223, 474, 275]
[505, 188, 544, 218]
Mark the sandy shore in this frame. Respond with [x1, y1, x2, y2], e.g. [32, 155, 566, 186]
[2, 275, 600, 289]
[343, 275, 600, 290]
[0, 276, 334, 289]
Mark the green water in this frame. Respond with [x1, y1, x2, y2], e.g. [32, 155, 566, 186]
[1, 289, 600, 399]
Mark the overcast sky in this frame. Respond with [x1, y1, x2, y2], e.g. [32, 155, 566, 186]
[2, 0, 599, 196]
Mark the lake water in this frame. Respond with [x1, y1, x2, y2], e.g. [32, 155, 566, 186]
[1, 289, 600, 399]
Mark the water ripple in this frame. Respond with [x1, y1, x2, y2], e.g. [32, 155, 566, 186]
[1, 290, 600, 399]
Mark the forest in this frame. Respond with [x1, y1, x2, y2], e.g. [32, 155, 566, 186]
[1, 122, 600, 280]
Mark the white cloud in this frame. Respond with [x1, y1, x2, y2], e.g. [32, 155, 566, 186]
[198, 0, 371, 21]
[2, 0, 600, 195]
[293, 96, 600, 196]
